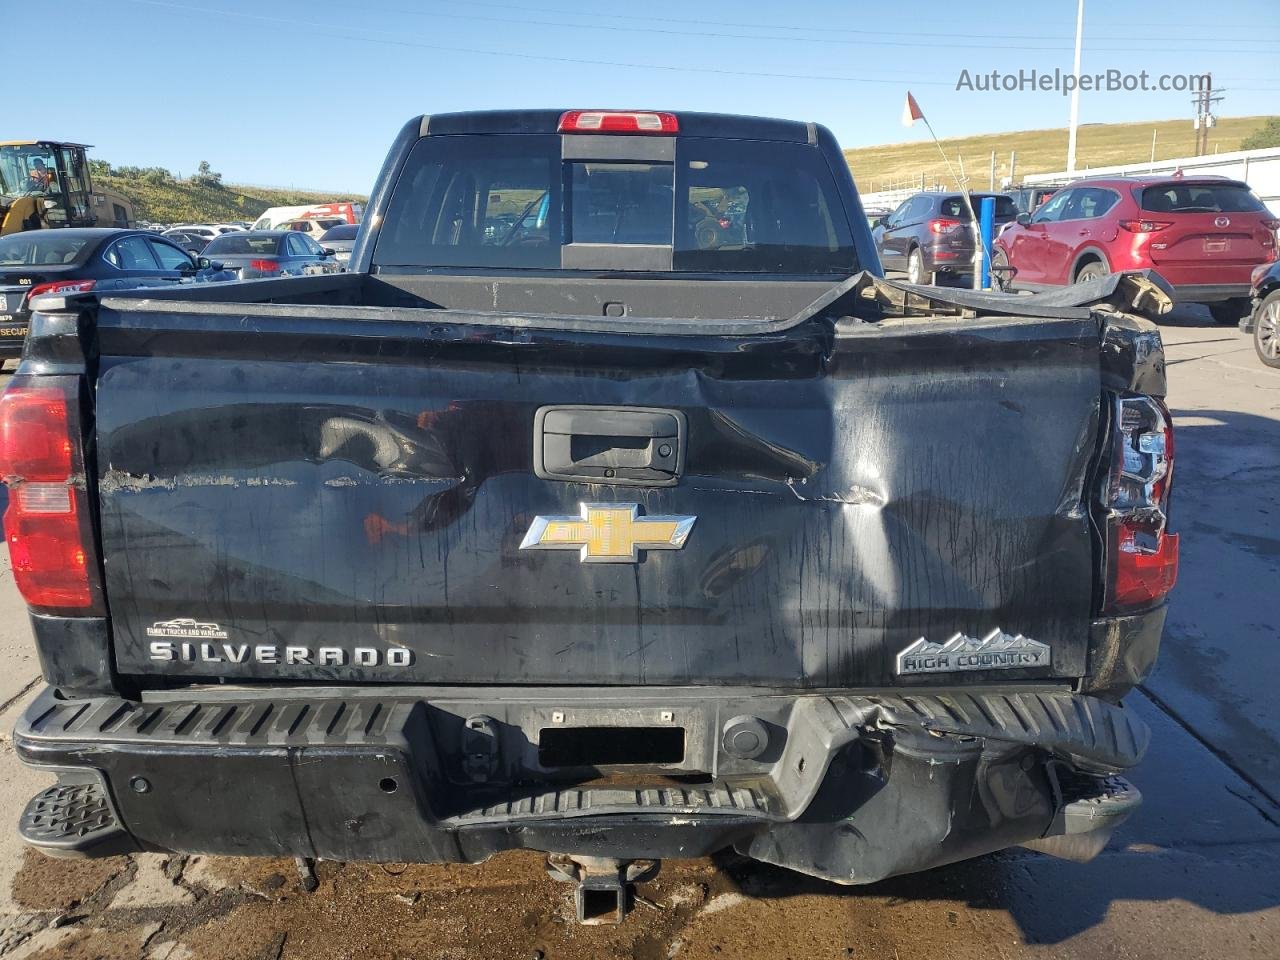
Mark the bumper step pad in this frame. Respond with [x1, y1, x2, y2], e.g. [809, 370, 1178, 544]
[1022, 770, 1142, 862]
[449, 782, 778, 826]
[19, 780, 135, 858]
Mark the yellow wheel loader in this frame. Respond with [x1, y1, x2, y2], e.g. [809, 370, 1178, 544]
[0, 141, 98, 235]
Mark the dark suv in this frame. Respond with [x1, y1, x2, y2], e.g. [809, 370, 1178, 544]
[873, 192, 1018, 284]
[1008, 185, 1063, 215]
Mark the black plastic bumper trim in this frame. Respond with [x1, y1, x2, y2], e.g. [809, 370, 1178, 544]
[14, 686, 1148, 879]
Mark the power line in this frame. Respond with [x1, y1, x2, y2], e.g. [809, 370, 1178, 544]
[1193, 74, 1227, 155]
[414, 0, 1280, 47]
[114, 0, 1280, 87]
[282, 0, 1280, 53]
[115, 0, 957, 84]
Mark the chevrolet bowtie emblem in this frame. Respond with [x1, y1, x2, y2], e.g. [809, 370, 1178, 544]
[520, 503, 696, 563]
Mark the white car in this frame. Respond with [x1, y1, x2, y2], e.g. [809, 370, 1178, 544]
[164, 225, 218, 243]
[278, 218, 347, 243]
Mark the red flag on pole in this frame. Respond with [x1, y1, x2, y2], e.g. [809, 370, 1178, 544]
[902, 91, 925, 127]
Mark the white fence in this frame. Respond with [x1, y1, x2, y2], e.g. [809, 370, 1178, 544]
[858, 186, 926, 211]
[857, 146, 1280, 214]
[1024, 147, 1280, 213]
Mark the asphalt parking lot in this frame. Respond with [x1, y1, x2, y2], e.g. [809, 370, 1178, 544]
[0, 302, 1277, 960]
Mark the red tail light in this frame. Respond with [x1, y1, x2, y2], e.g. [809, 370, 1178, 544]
[0, 377, 103, 613]
[1104, 395, 1178, 611]
[249, 259, 280, 272]
[1118, 219, 1173, 234]
[1113, 521, 1179, 609]
[1261, 219, 1280, 258]
[927, 218, 962, 235]
[558, 111, 679, 134]
[27, 279, 96, 299]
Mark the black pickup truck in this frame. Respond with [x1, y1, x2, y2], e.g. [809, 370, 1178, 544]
[2, 110, 1177, 923]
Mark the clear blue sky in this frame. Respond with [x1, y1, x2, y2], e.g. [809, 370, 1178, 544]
[12, 0, 1279, 193]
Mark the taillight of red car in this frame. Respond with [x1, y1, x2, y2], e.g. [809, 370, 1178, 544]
[1117, 219, 1173, 234]
[1260, 218, 1280, 261]
[1104, 395, 1178, 612]
[0, 376, 104, 614]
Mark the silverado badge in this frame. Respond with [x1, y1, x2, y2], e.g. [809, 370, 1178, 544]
[520, 503, 695, 563]
[896, 629, 1050, 676]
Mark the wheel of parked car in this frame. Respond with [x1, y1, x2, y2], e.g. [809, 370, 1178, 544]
[1253, 291, 1280, 369]
[1074, 260, 1109, 284]
[991, 249, 1012, 292]
[1209, 297, 1252, 327]
[907, 247, 929, 285]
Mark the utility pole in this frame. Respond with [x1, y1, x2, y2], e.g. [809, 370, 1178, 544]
[989, 150, 996, 190]
[1009, 150, 1017, 186]
[1066, 0, 1085, 174]
[1193, 74, 1224, 155]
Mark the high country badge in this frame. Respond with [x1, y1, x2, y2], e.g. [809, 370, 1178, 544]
[895, 629, 1050, 676]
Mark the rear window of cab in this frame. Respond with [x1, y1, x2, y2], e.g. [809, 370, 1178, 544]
[374, 134, 857, 274]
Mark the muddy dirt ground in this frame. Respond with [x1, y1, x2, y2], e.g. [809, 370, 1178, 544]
[1, 305, 1278, 959]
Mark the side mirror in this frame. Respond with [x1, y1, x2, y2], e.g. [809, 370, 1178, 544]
[871, 217, 885, 229]
[1015, 213, 1032, 226]
[322, 247, 336, 256]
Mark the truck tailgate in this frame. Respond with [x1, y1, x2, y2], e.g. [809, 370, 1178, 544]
[92, 303, 1103, 687]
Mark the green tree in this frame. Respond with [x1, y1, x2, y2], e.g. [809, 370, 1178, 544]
[191, 160, 223, 187]
[88, 159, 111, 178]
[1241, 118, 1280, 151]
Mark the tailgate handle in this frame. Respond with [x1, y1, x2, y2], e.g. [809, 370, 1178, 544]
[534, 406, 686, 486]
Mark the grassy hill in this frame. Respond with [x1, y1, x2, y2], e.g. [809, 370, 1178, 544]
[98, 172, 366, 225]
[844, 115, 1280, 193]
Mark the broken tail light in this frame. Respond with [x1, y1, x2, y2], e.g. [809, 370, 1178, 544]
[0, 377, 104, 613]
[1104, 394, 1178, 612]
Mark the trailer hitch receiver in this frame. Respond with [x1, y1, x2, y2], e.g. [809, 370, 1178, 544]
[545, 855, 659, 924]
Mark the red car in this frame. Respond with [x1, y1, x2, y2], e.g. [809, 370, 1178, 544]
[993, 175, 1279, 324]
